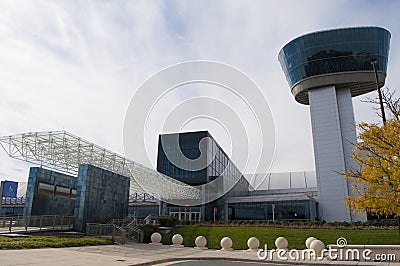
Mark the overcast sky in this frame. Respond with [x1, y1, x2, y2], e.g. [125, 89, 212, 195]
[1, 0, 399, 183]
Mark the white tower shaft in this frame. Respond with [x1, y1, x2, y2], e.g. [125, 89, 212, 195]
[309, 86, 365, 222]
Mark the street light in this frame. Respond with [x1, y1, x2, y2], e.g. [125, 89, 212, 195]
[370, 59, 387, 123]
[370, 60, 399, 234]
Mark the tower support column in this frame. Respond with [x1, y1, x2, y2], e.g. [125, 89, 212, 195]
[309, 85, 365, 222]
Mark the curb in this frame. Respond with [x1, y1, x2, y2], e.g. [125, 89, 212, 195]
[133, 257, 336, 266]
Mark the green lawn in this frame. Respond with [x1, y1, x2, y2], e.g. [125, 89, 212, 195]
[0, 236, 112, 249]
[162, 226, 400, 250]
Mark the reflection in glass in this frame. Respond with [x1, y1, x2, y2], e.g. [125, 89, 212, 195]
[278, 27, 391, 87]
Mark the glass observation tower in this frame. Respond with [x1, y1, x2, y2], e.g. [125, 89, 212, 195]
[278, 26, 391, 222]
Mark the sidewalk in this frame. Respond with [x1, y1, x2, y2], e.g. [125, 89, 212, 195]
[0, 243, 399, 266]
[0, 225, 72, 234]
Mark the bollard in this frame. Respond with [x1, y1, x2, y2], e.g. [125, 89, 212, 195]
[150, 232, 162, 245]
[310, 240, 325, 256]
[171, 234, 184, 247]
[275, 237, 288, 250]
[220, 237, 233, 251]
[305, 237, 317, 249]
[247, 237, 260, 251]
[194, 236, 207, 249]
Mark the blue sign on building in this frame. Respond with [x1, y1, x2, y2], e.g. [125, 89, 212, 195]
[2, 181, 18, 198]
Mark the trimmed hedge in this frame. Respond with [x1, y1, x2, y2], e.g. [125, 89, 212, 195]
[158, 216, 179, 227]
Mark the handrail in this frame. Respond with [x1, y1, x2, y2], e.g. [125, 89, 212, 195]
[113, 225, 127, 245]
[106, 214, 135, 226]
[125, 217, 137, 228]
[0, 215, 74, 233]
[106, 218, 124, 225]
[86, 223, 127, 244]
[124, 224, 144, 243]
[100, 215, 144, 244]
[143, 214, 157, 225]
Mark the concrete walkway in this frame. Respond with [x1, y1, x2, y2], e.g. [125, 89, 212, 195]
[0, 244, 399, 266]
[0, 225, 73, 234]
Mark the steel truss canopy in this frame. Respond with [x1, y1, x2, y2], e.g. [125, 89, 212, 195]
[0, 131, 201, 203]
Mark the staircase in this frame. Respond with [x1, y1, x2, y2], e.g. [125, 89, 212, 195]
[106, 214, 136, 227]
[86, 215, 145, 244]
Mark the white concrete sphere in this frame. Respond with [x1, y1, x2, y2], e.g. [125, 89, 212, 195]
[172, 234, 183, 245]
[310, 239, 325, 255]
[195, 236, 207, 248]
[247, 237, 260, 250]
[305, 237, 317, 249]
[150, 232, 162, 244]
[220, 237, 233, 250]
[275, 237, 288, 249]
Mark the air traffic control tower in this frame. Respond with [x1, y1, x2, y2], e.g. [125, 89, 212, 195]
[278, 27, 391, 222]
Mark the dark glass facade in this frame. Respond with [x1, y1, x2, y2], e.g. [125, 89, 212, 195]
[157, 131, 245, 189]
[278, 27, 391, 88]
[74, 164, 130, 231]
[228, 200, 317, 221]
[129, 204, 159, 219]
[157, 131, 208, 185]
[157, 131, 250, 221]
[24, 167, 77, 216]
[1, 205, 24, 215]
[22, 165, 130, 232]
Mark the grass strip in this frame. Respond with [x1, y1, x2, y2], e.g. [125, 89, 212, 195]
[162, 226, 400, 250]
[0, 236, 112, 249]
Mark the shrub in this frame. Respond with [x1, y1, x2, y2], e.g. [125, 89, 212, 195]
[139, 224, 159, 243]
[158, 216, 179, 227]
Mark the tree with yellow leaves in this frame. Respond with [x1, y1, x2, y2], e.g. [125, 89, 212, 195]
[345, 121, 400, 215]
[344, 88, 400, 233]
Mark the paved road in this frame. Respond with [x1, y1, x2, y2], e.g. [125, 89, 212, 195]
[0, 244, 398, 266]
[168, 260, 294, 265]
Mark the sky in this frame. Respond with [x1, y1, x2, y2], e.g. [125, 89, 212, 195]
[1, 0, 400, 183]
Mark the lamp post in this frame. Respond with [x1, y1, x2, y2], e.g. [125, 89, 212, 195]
[370, 60, 386, 123]
[370, 60, 399, 234]
[272, 204, 275, 223]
